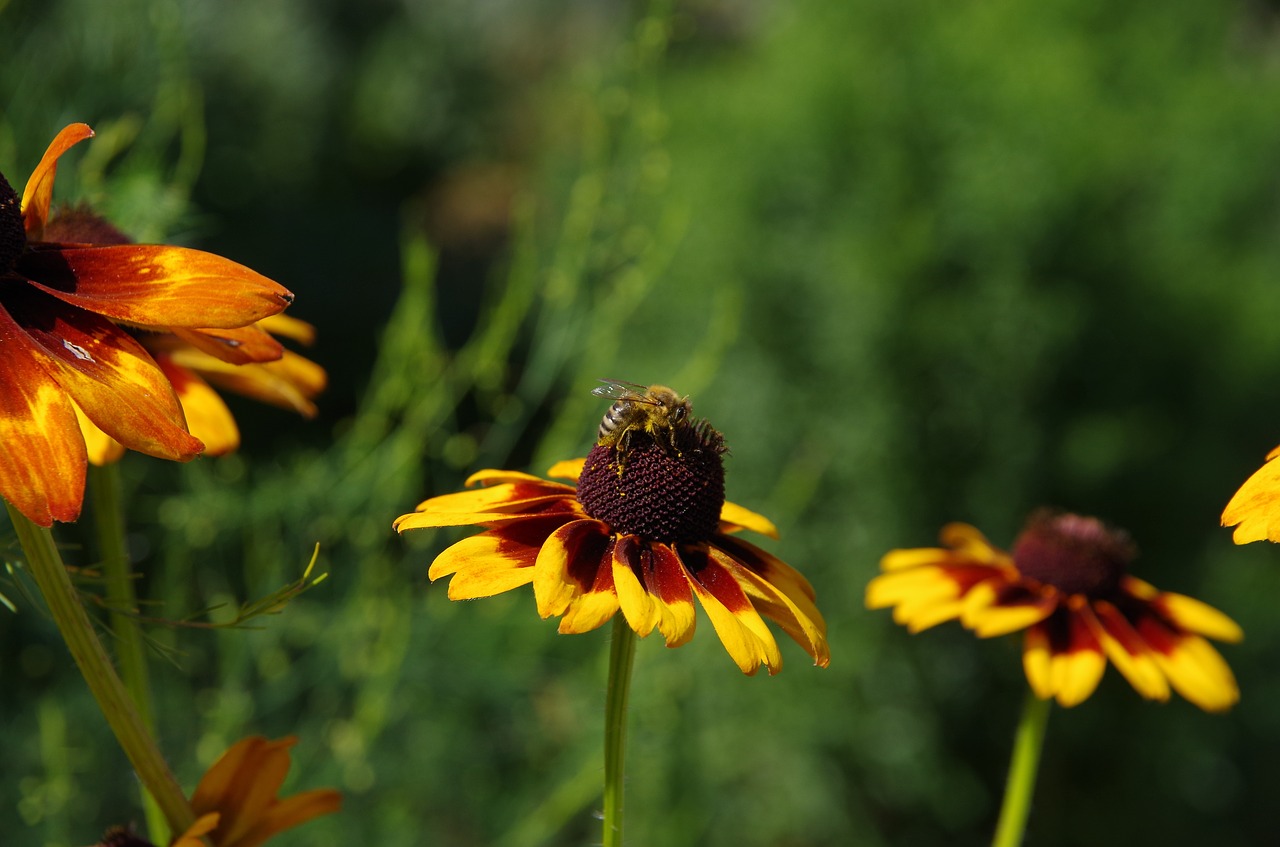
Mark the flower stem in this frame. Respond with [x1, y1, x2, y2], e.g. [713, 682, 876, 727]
[991, 690, 1052, 847]
[602, 616, 637, 847]
[89, 463, 169, 844]
[6, 501, 196, 834]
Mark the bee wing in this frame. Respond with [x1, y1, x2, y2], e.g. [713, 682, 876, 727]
[592, 379, 649, 400]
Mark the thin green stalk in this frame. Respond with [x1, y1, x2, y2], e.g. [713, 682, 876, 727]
[602, 616, 637, 847]
[89, 463, 169, 844]
[7, 501, 196, 834]
[991, 690, 1052, 847]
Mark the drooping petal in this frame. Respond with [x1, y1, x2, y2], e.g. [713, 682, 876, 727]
[169, 325, 285, 365]
[533, 519, 612, 619]
[229, 788, 343, 847]
[644, 543, 697, 647]
[156, 357, 240, 456]
[6, 285, 202, 460]
[558, 562, 621, 634]
[683, 546, 783, 675]
[718, 500, 779, 538]
[1221, 450, 1280, 543]
[72, 402, 126, 466]
[20, 244, 293, 329]
[1022, 608, 1106, 707]
[20, 123, 94, 239]
[712, 546, 830, 667]
[1087, 600, 1170, 703]
[1133, 614, 1240, 712]
[612, 535, 661, 637]
[0, 311, 87, 524]
[180, 352, 326, 417]
[256, 312, 316, 345]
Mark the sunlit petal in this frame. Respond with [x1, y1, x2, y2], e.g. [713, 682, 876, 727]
[20, 123, 94, 238]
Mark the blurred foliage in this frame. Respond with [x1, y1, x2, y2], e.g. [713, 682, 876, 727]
[5, 0, 1280, 845]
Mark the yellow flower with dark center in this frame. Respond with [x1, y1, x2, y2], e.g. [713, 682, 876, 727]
[1221, 444, 1280, 544]
[867, 511, 1242, 711]
[395, 421, 829, 675]
[0, 124, 294, 525]
[41, 206, 326, 461]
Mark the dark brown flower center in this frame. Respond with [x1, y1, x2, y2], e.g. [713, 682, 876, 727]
[576, 421, 727, 544]
[1012, 511, 1134, 597]
[0, 170, 25, 274]
[43, 205, 132, 245]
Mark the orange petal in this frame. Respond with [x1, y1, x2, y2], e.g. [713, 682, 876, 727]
[182, 352, 325, 418]
[0, 315, 87, 525]
[8, 287, 202, 461]
[21, 244, 293, 329]
[231, 788, 343, 847]
[20, 123, 94, 239]
[169, 325, 285, 365]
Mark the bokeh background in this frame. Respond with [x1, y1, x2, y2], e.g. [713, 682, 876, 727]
[5, 0, 1280, 844]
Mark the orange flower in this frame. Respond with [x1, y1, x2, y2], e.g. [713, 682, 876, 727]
[0, 124, 293, 524]
[395, 423, 829, 675]
[172, 735, 342, 847]
[867, 512, 1242, 711]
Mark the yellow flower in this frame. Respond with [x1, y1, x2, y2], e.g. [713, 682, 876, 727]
[1221, 443, 1280, 543]
[395, 421, 829, 675]
[173, 735, 342, 847]
[867, 511, 1242, 711]
[0, 124, 293, 524]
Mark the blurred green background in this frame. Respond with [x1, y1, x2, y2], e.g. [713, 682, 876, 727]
[5, 0, 1280, 844]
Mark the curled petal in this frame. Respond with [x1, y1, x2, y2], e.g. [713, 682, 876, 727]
[21, 123, 94, 238]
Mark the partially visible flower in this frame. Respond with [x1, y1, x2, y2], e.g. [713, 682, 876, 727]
[0, 124, 293, 524]
[1222, 445, 1280, 544]
[176, 735, 341, 847]
[395, 422, 829, 675]
[92, 736, 340, 847]
[42, 206, 325, 461]
[867, 511, 1242, 711]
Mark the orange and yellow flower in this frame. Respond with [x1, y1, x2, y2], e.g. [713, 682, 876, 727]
[172, 735, 342, 847]
[395, 429, 829, 675]
[867, 511, 1241, 711]
[1222, 444, 1280, 544]
[0, 124, 294, 525]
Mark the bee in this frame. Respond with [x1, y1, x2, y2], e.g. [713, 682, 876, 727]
[592, 380, 693, 458]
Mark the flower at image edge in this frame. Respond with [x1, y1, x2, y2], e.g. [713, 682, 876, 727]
[1221, 443, 1280, 544]
[394, 442, 830, 676]
[866, 512, 1242, 711]
[0, 124, 294, 525]
[171, 735, 342, 847]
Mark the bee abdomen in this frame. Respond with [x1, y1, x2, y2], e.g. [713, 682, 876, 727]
[598, 400, 629, 441]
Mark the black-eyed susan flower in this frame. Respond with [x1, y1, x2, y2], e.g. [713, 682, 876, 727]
[1221, 445, 1280, 544]
[867, 511, 1241, 711]
[394, 410, 829, 675]
[41, 207, 326, 461]
[0, 124, 294, 525]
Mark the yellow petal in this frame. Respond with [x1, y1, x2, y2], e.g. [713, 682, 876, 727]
[547, 458, 585, 481]
[1222, 450, 1280, 544]
[717, 500, 780, 538]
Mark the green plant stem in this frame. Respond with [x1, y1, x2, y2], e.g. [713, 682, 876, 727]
[602, 616, 637, 847]
[992, 690, 1052, 847]
[7, 501, 196, 835]
[90, 463, 169, 844]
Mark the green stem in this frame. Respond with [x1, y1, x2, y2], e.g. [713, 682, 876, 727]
[602, 616, 637, 847]
[89, 463, 169, 844]
[7, 501, 196, 835]
[991, 690, 1052, 847]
